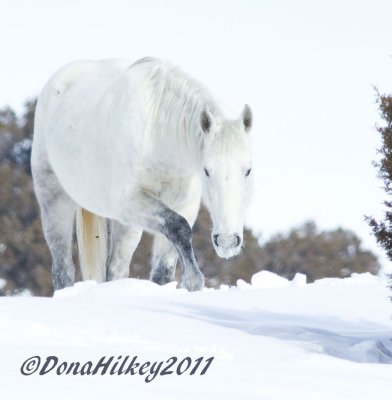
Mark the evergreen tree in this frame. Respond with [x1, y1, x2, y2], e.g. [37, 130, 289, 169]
[366, 90, 392, 261]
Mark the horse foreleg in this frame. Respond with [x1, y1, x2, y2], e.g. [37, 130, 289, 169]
[119, 192, 204, 291]
[150, 198, 200, 286]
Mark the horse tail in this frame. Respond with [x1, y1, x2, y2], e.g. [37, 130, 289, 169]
[76, 208, 107, 282]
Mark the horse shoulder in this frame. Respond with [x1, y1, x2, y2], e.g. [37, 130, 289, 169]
[156, 172, 202, 211]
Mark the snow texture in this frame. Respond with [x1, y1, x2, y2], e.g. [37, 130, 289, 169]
[0, 271, 391, 399]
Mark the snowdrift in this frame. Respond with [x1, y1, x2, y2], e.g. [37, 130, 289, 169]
[0, 271, 391, 399]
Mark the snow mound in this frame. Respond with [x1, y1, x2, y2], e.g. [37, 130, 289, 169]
[251, 270, 290, 288]
[1, 271, 392, 399]
[291, 272, 307, 286]
[239, 270, 307, 289]
[314, 272, 381, 286]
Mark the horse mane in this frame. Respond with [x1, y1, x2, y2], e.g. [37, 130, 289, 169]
[135, 58, 223, 154]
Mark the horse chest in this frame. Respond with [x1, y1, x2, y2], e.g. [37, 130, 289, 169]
[139, 171, 201, 209]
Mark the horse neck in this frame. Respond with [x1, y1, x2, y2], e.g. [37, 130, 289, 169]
[148, 80, 221, 170]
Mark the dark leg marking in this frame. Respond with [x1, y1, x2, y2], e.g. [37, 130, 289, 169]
[160, 211, 204, 291]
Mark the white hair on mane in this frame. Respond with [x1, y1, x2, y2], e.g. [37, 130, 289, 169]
[133, 58, 224, 156]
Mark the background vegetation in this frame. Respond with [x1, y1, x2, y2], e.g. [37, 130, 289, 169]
[367, 91, 392, 259]
[0, 100, 381, 296]
[366, 90, 392, 294]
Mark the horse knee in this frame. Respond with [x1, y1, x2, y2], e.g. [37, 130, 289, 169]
[162, 213, 192, 249]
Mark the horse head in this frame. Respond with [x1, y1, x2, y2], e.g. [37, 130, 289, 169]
[201, 104, 253, 259]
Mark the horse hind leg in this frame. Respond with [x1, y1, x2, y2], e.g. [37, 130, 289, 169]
[150, 234, 178, 285]
[32, 164, 77, 291]
[107, 221, 142, 281]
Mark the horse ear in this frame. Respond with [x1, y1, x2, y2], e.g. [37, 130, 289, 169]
[241, 104, 252, 133]
[201, 109, 214, 134]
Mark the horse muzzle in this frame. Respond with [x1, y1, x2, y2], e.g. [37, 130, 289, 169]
[212, 233, 242, 259]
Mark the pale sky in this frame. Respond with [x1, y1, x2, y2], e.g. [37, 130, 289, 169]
[2, 0, 392, 269]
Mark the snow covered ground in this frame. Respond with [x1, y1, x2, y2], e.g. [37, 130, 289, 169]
[0, 271, 391, 399]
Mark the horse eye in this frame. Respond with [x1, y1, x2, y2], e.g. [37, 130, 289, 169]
[204, 168, 210, 177]
[245, 168, 252, 177]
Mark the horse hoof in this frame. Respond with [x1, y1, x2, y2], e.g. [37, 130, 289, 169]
[151, 271, 175, 286]
[182, 272, 205, 292]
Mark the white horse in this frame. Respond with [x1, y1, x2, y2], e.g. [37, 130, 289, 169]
[31, 57, 253, 292]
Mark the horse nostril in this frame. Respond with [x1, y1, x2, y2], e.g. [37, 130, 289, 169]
[236, 235, 241, 247]
[213, 234, 219, 247]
